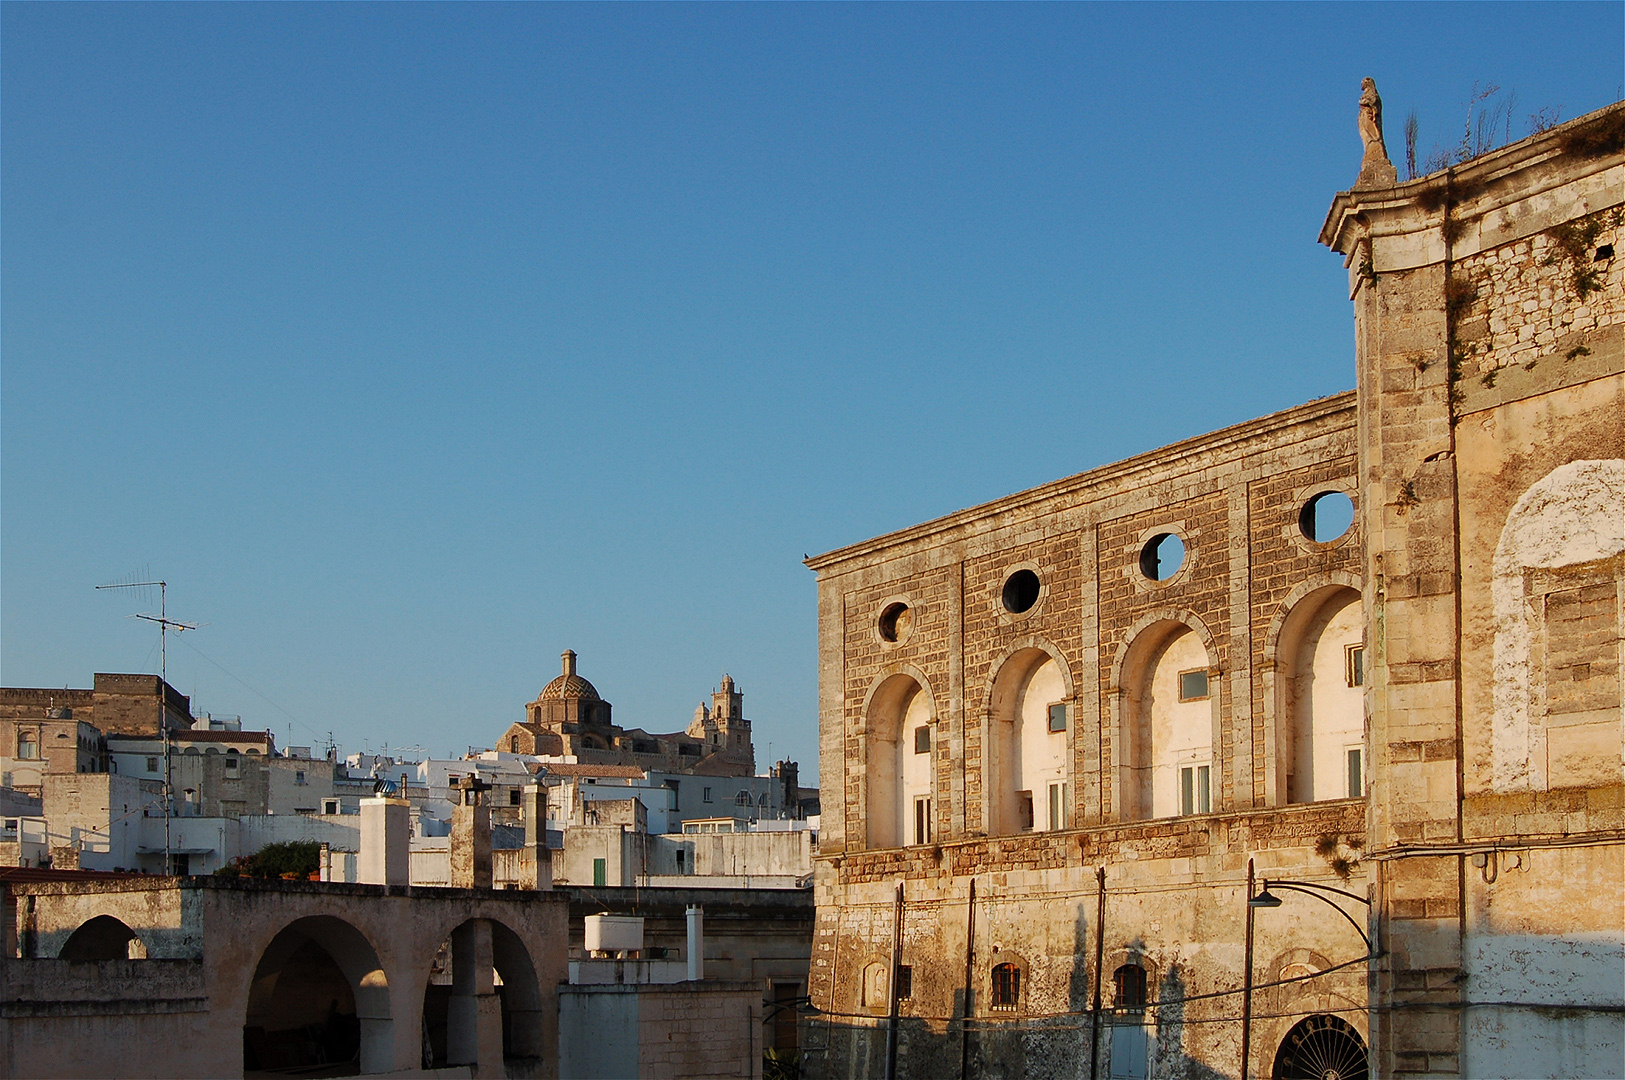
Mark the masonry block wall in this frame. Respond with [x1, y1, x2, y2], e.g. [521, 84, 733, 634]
[806, 393, 1370, 1079]
[1323, 102, 1625, 1079]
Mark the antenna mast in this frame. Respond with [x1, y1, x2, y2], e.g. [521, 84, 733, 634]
[96, 578, 198, 875]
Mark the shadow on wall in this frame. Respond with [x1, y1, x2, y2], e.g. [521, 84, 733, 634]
[1152, 967, 1228, 1080]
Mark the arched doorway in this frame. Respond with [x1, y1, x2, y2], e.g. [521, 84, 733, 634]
[1272, 1014, 1367, 1080]
[421, 919, 543, 1074]
[59, 915, 147, 960]
[244, 916, 391, 1077]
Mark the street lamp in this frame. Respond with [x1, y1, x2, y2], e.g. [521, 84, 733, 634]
[1240, 862, 1373, 1080]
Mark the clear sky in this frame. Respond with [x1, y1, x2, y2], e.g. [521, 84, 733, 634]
[4, 3, 1621, 780]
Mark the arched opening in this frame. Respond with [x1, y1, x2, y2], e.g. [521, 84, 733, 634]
[1118, 620, 1214, 821]
[59, 915, 147, 960]
[864, 673, 932, 849]
[1276, 586, 1365, 803]
[1272, 1014, 1367, 1080]
[987, 648, 1069, 836]
[421, 919, 543, 1072]
[244, 916, 391, 1076]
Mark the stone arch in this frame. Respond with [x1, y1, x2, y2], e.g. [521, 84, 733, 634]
[1263, 578, 1366, 805]
[1109, 610, 1220, 822]
[1492, 459, 1625, 793]
[243, 915, 392, 1076]
[859, 665, 937, 850]
[59, 914, 146, 960]
[982, 636, 1075, 837]
[421, 918, 543, 1071]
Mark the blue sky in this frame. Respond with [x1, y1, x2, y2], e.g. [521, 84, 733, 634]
[4, 3, 1621, 779]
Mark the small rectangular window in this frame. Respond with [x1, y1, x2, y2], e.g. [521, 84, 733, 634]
[1048, 703, 1067, 733]
[16, 732, 38, 760]
[1180, 765, 1211, 815]
[510, 789, 521, 806]
[323, 800, 339, 815]
[991, 963, 1020, 1010]
[913, 796, 932, 846]
[1016, 790, 1034, 831]
[914, 726, 931, 754]
[146, 757, 160, 773]
[593, 857, 606, 887]
[1047, 782, 1066, 831]
[896, 965, 913, 1001]
[1178, 670, 1210, 701]
[295, 771, 307, 786]
[703, 787, 713, 803]
[1346, 645, 1365, 687]
[1347, 748, 1364, 799]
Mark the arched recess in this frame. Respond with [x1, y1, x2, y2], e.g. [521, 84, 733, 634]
[1267, 581, 1365, 804]
[983, 638, 1074, 837]
[1491, 459, 1625, 794]
[244, 915, 392, 1076]
[422, 918, 543, 1071]
[59, 915, 147, 960]
[861, 667, 936, 850]
[1112, 612, 1219, 821]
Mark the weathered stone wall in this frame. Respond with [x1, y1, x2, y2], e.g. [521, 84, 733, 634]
[1321, 100, 1624, 1080]
[806, 390, 1368, 1079]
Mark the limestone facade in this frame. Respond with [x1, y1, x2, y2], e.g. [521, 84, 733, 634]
[803, 101, 1624, 1079]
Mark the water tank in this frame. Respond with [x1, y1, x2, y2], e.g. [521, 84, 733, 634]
[584, 914, 644, 956]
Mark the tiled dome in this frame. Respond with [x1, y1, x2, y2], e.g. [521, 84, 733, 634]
[540, 650, 600, 701]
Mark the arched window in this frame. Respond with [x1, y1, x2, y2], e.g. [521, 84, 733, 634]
[990, 963, 1021, 1010]
[864, 674, 933, 849]
[987, 648, 1070, 836]
[734, 791, 752, 807]
[16, 730, 38, 760]
[1118, 620, 1215, 820]
[1113, 963, 1147, 1010]
[1276, 586, 1365, 803]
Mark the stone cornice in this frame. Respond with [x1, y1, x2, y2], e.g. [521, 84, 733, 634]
[804, 390, 1356, 575]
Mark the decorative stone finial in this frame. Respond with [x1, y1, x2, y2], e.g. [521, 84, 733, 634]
[1356, 77, 1399, 188]
[561, 649, 576, 677]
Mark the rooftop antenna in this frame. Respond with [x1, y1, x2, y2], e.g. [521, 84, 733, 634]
[96, 576, 198, 876]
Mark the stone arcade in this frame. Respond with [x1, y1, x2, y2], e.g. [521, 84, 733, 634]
[801, 95, 1623, 1079]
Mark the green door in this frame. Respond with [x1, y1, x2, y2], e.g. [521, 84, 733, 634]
[593, 857, 606, 887]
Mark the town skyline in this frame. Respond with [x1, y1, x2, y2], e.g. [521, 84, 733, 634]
[5, 3, 1623, 778]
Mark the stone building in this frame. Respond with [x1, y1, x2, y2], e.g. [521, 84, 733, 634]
[0, 673, 193, 794]
[801, 98, 1622, 1079]
[497, 650, 757, 777]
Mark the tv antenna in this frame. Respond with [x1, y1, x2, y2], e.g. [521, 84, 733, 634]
[96, 576, 199, 875]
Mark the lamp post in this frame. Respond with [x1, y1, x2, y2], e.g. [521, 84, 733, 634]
[1242, 869, 1374, 1080]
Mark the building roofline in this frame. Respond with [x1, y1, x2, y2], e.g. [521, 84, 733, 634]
[804, 389, 1356, 573]
[1320, 99, 1625, 251]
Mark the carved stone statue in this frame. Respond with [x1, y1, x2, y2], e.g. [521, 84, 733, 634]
[1356, 77, 1399, 188]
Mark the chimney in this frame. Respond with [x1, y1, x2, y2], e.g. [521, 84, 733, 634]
[359, 797, 409, 885]
[686, 905, 705, 981]
[450, 775, 493, 889]
[520, 781, 552, 890]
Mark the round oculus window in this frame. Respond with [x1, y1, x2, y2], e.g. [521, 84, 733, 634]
[877, 602, 912, 643]
[1139, 533, 1186, 582]
[1001, 569, 1041, 614]
[1300, 490, 1355, 544]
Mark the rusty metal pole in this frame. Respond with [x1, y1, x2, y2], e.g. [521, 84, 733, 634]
[1089, 866, 1106, 1080]
[960, 877, 976, 1080]
[1241, 857, 1256, 1080]
[885, 879, 904, 1080]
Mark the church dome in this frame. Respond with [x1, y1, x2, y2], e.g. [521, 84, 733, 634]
[540, 650, 600, 701]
